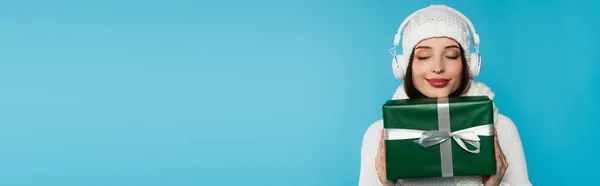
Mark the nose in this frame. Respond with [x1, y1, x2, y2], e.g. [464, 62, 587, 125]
[431, 56, 445, 74]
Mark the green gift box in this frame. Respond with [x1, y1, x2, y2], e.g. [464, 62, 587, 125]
[382, 96, 496, 180]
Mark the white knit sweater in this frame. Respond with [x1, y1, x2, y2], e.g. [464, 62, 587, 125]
[358, 81, 533, 186]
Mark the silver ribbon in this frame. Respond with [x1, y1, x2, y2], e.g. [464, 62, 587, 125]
[383, 98, 494, 177]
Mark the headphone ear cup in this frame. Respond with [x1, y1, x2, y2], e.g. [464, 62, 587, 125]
[392, 54, 409, 80]
[469, 53, 481, 78]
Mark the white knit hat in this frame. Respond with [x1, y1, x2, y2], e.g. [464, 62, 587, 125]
[391, 5, 481, 80]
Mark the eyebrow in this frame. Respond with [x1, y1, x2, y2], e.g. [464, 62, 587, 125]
[414, 46, 432, 50]
[414, 45, 460, 50]
[444, 45, 460, 49]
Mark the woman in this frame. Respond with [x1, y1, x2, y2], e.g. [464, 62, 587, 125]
[358, 5, 532, 186]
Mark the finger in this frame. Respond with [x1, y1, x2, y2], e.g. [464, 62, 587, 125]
[500, 161, 507, 177]
[378, 130, 386, 164]
[494, 129, 504, 161]
[496, 157, 502, 173]
[494, 130, 499, 147]
[379, 130, 386, 152]
[494, 129, 500, 149]
[494, 132, 500, 156]
[503, 154, 509, 171]
[495, 153, 502, 173]
[495, 152, 507, 178]
[482, 176, 489, 183]
[498, 144, 506, 168]
[379, 130, 384, 148]
[495, 148, 502, 173]
[494, 129, 498, 140]
[497, 147, 504, 162]
[494, 145, 501, 172]
[494, 131, 503, 170]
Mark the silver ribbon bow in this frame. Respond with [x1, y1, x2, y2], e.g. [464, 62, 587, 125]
[414, 124, 493, 153]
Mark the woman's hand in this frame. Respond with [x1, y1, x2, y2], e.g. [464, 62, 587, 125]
[376, 130, 395, 185]
[482, 130, 509, 186]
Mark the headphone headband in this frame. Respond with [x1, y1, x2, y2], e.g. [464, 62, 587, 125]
[393, 5, 480, 51]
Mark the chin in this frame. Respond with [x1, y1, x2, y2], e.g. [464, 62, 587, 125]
[423, 92, 451, 98]
[421, 86, 454, 98]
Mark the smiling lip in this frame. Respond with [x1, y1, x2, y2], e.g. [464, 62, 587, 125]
[427, 78, 450, 88]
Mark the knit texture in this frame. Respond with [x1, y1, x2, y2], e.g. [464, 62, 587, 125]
[358, 82, 532, 186]
[402, 5, 472, 63]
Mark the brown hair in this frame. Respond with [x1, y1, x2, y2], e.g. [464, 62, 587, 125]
[403, 44, 472, 99]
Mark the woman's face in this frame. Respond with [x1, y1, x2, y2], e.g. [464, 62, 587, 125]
[411, 37, 463, 98]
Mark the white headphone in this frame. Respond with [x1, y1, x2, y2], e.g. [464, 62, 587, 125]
[391, 5, 482, 80]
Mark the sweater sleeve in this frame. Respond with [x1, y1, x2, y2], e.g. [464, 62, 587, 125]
[358, 120, 394, 186]
[496, 114, 533, 186]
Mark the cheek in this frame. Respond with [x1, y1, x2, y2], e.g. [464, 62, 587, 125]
[411, 62, 428, 77]
[446, 62, 463, 77]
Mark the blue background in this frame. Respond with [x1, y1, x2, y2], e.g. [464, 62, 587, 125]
[0, 0, 597, 185]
